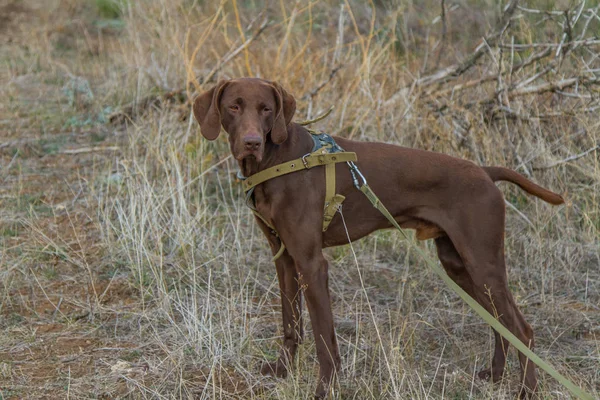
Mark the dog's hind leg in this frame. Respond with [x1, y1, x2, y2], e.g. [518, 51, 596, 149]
[435, 236, 509, 383]
[446, 188, 537, 398]
[465, 256, 536, 398]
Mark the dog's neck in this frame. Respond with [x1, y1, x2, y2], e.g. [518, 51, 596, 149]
[239, 123, 314, 177]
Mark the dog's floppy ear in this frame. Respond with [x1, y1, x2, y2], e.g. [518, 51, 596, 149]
[270, 82, 296, 145]
[192, 80, 229, 140]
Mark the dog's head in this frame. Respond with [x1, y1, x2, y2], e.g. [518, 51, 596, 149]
[192, 78, 296, 163]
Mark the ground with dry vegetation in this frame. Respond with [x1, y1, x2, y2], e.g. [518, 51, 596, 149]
[1, 0, 598, 399]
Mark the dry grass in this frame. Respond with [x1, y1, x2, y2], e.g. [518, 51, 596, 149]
[1, 0, 599, 399]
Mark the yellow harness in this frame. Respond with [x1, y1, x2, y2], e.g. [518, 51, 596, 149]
[240, 131, 357, 260]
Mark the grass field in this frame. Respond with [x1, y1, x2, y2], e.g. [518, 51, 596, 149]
[1, 0, 599, 398]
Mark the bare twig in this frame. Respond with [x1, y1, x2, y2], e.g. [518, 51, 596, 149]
[303, 65, 343, 119]
[534, 145, 599, 170]
[203, 17, 270, 85]
[61, 146, 120, 154]
[517, 6, 564, 16]
[578, 6, 599, 40]
[512, 47, 553, 74]
[510, 76, 598, 97]
[432, 0, 448, 71]
[302, 65, 343, 100]
[505, 200, 536, 229]
[431, 74, 499, 97]
[499, 39, 600, 50]
[514, 64, 555, 90]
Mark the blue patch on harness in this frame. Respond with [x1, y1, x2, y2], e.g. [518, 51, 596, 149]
[310, 131, 345, 153]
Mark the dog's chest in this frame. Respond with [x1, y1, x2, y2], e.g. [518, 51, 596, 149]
[252, 187, 276, 227]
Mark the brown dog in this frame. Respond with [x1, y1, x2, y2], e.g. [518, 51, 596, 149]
[192, 78, 564, 398]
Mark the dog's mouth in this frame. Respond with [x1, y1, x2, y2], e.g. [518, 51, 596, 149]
[236, 150, 263, 164]
[239, 154, 261, 177]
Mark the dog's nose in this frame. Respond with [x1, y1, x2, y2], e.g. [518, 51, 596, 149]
[244, 135, 262, 151]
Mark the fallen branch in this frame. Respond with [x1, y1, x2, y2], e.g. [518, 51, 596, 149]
[427, 48, 553, 98]
[61, 146, 120, 155]
[512, 47, 553, 73]
[509, 76, 598, 97]
[431, 74, 499, 97]
[466, 75, 598, 110]
[534, 144, 599, 170]
[499, 39, 600, 50]
[493, 106, 568, 121]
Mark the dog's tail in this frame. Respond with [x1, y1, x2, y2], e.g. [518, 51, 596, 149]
[484, 166, 564, 205]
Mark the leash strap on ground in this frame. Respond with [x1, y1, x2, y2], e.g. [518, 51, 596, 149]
[353, 178, 593, 400]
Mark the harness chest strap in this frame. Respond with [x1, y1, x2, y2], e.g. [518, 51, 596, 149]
[242, 151, 357, 192]
[322, 162, 346, 231]
[243, 149, 357, 261]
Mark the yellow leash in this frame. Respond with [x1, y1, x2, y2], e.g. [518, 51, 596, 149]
[347, 162, 594, 400]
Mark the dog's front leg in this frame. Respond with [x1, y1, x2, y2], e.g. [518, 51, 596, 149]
[262, 250, 303, 378]
[256, 221, 303, 378]
[257, 198, 340, 398]
[293, 249, 340, 399]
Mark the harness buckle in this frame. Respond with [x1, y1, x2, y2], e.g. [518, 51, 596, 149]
[301, 153, 311, 168]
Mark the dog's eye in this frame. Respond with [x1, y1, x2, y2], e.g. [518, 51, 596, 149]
[263, 107, 271, 113]
[229, 105, 240, 112]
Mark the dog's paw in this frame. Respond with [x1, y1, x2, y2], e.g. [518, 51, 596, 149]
[478, 368, 492, 381]
[313, 385, 328, 399]
[260, 360, 288, 378]
[477, 367, 503, 383]
[516, 386, 536, 399]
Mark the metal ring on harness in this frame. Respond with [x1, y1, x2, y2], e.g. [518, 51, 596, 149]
[301, 153, 311, 169]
